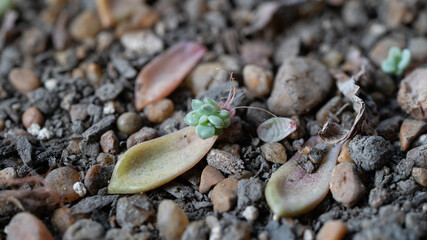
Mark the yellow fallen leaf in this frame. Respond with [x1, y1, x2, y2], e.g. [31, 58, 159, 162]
[108, 126, 217, 194]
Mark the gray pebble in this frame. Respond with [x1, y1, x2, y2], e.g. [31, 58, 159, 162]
[349, 135, 394, 171]
[63, 219, 105, 240]
[407, 144, 427, 168]
[266, 221, 295, 240]
[237, 177, 264, 209]
[82, 115, 116, 141]
[79, 140, 100, 157]
[181, 220, 209, 240]
[116, 195, 154, 227]
[95, 83, 124, 101]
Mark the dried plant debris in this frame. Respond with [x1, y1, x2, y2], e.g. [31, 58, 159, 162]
[319, 67, 377, 144]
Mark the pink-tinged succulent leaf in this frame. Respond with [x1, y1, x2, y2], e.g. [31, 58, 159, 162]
[265, 136, 342, 217]
[134, 41, 206, 111]
[257, 117, 296, 143]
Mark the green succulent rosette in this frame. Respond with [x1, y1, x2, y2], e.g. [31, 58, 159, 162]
[184, 98, 231, 139]
[381, 47, 411, 76]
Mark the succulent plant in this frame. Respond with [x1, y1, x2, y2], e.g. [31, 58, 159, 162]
[184, 98, 231, 139]
[381, 47, 411, 76]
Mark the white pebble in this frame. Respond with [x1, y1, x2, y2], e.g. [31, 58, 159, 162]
[73, 182, 87, 197]
[37, 128, 52, 140]
[27, 123, 41, 136]
[303, 229, 315, 240]
[103, 101, 115, 115]
[242, 206, 259, 222]
[45, 79, 58, 91]
[206, 216, 221, 240]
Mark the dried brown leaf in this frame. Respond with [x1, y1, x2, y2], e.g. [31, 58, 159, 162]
[319, 68, 367, 144]
[134, 41, 206, 111]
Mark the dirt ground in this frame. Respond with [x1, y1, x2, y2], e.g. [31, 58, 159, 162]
[0, 0, 426, 239]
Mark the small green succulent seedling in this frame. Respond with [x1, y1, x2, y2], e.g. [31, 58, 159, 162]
[381, 47, 411, 75]
[184, 98, 232, 139]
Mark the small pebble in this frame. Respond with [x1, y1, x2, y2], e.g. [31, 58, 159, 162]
[63, 219, 105, 240]
[44, 167, 81, 202]
[0, 167, 17, 180]
[398, 69, 427, 121]
[8, 68, 40, 94]
[199, 165, 225, 194]
[260, 142, 287, 164]
[237, 177, 264, 209]
[322, 50, 343, 68]
[411, 167, 427, 186]
[210, 178, 238, 213]
[117, 112, 142, 135]
[69, 104, 88, 122]
[19, 27, 47, 56]
[399, 118, 427, 151]
[207, 149, 244, 174]
[267, 57, 332, 116]
[342, 0, 368, 28]
[316, 220, 347, 240]
[181, 220, 210, 240]
[126, 127, 158, 148]
[186, 62, 224, 95]
[330, 162, 365, 207]
[157, 200, 189, 240]
[86, 63, 103, 87]
[376, 116, 402, 141]
[96, 152, 116, 165]
[120, 30, 163, 55]
[51, 208, 83, 234]
[349, 135, 394, 171]
[242, 205, 259, 222]
[407, 145, 427, 168]
[144, 99, 174, 124]
[5, 212, 54, 240]
[408, 37, 427, 61]
[412, 134, 427, 148]
[84, 164, 114, 195]
[100, 130, 119, 154]
[73, 182, 87, 197]
[368, 187, 390, 208]
[116, 195, 154, 227]
[379, 205, 405, 225]
[337, 140, 354, 164]
[79, 140, 100, 157]
[22, 107, 44, 128]
[243, 64, 273, 97]
[69, 11, 101, 41]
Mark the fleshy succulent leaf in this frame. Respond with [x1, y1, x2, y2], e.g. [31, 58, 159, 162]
[208, 115, 224, 129]
[257, 117, 297, 143]
[191, 99, 204, 111]
[198, 104, 217, 115]
[196, 125, 215, 139]
[203, 98, 219, 109]
[381, 47, 411, 76]
[184, 111, 200, 126]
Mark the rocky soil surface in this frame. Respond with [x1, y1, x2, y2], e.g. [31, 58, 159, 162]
[0, 0, 426, 240]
